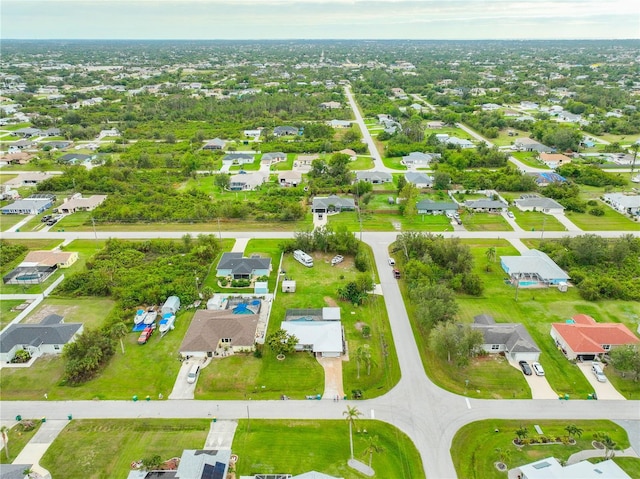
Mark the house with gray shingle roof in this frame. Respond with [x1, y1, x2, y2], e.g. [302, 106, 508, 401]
[273, 125, 298, 137]
[0, 314, 83, 362]
[261, 151, 287, 163]
[355, 171, 392, 184]
[311, 195, 355, 213]
[513, 195, 564, 214]
[216, 252, 271, 280]
[416, 199, 458, 215]
[471, 314, 541, 363]
[203, 138, 226, 150]
[405, 172, 434, 188]
[401, 152, 437, 168]
[221, 153, 255, 165]
[464, 199, 508, 213]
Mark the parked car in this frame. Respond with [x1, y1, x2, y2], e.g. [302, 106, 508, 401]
[393, 268, 401, 279]
[592, 363, 607, 382]
[388, 257, 396, 266]
[331, 255, 344, 266]
[41, 215, 52, 222]
[507, 211, 515, 218]
[531, 362, 545, 376]
[137, 326, 154, 345]
[519, 360, 532, 376]
[186, 364, 200, 384]
[46, 218, 58, 226]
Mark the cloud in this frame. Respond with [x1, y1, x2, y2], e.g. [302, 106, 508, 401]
[1, 0, 638, 39]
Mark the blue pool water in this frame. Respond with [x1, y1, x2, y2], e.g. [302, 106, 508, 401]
[519, 281, 538, 287]
[15, 273, 43, 281]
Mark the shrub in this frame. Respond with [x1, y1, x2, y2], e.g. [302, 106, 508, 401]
[588, 207, 605, 216]
[11, 349, 31, 363]
[361, 325, 371, 338]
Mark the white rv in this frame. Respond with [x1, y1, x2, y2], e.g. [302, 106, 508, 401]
[293, 250, 314, 267]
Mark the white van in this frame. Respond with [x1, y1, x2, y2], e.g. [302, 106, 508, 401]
[186, 364, 200, 384]
[592, 363, 607, 382]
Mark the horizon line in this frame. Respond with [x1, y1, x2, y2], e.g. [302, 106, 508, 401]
[2, 37, 640, 42]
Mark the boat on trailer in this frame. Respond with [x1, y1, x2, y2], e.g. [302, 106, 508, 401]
[133, 309, 145, 325]
[158, 312, 175, 334]
[143, 306, 158, 325]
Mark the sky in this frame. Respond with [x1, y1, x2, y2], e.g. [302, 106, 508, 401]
[2, 0, 639, 40]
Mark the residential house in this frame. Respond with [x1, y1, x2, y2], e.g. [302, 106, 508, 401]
[43, 140, 71, 150]
[3, 250, 78, 285]
[515, 457, 630, 479]
[0, 314, 83, 363]
[240, 471, 342, 479]
[402, 152, 437, 168]
[273, 125, 299, 137]
[8, 139, 35, 152]
[179, 309, 259, 358]
[243, 129, 262, 137]
[405, 172, 434, 188]
[1, 196, 54, 215]
[514, 137, 554, 153]
[311, 195, 355, 213]
[539, 152, 572, 169]
[329, 119, 351, 129]
[471, 314, 541, 363]
[513, 195, 565, 214]
[320, 101, 342, 109]
[282, 307, 343, 358]
[42, 128, 61, 137]
[202, 138, 226, 150]
[410, 103, 424, 112]
[22, 250, 79, 269]
[416, 199, 458, 215]
[551, 314, 640, 361]
[527, 172, 567, 187]
[221, 153, 255, 165]
[4, 172, 52, 187]
[602, 193, 640, 216]
[464, 199, 508, 213]
[216, 252, 271, 280]
[261, 151, 287, 164]
[500, 249, 569, 286]
[427, 121, 445, 129]
[56, 195, 107, 214]
[58, 153, 94, 165]
[97, 128, 119, 139]
[355, 171, 392, 184]
[127, 449, 232, 479]
[228, 171, 267, 191]
[278, 170, 302, 187]
[12, 127, 41, 138]
[437, 134, 475, 149]
[0, 152, 33, 165]
[338, 148, 357, 161]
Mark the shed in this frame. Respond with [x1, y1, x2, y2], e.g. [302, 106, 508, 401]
[161, 296, 180, 315]
[282, 280, 296, 293]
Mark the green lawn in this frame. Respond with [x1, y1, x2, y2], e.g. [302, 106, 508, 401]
[491, 128, 529, 147]
[0, 214, 28, 231]
[512, 211, 566, 232]
[381, 156, 407, 170]
[613, 458, 640, 478]
[329, 211, 452, 232]
[460, 212, 512, 232]
[232, 419, 425, 479]
[0, 299, 27, 329]
[605, 368, 640, 400]
[510, 152, 550, 169]
[269, 153, 295, 171]
[348, 156, 374, 170]
[0, 420, 43, 464]
[566, 207, 638, 231]
[593, 133, 640, 144]
[41, 419, 210, 479]
[452, 419, 630, 479]
[0, 174, 18, 184]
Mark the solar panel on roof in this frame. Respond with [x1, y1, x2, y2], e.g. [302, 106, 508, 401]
[213, 462, 225, 479]
[533, 461, 551, 469]
[201, 464, 215, 479]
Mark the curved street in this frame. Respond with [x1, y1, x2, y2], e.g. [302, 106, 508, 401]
[1, 229, 639, 478]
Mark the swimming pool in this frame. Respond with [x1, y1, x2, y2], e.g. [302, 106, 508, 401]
[519, 281, 539, 287]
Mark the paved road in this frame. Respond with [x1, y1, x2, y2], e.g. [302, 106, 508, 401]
[344, 86, 393, 173]
[456, 123, 494, 147]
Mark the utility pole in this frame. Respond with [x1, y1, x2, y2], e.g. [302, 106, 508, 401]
[514, 273, 521, 302]
[91, 217, 97, 240]
[246, 405, 250, 432]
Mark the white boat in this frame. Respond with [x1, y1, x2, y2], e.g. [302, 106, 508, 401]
[133, 309, 145, 325]
[143, 307, 157, 325]
[158, 312, 175, 333]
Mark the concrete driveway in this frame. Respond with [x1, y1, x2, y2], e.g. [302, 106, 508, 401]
[168, 358, 207, 400]
[509, 360, 558, 399]
[577, 361, 626, 400]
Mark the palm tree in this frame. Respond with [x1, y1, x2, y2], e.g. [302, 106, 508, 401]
[354, 346, 366, 379]
[0, 425, 9, 460]
[111, 322, 129, 354]
[594, 432, 617, 459]
[494, 447, 511, 467]
[343, 405, 363, 459]
[362, 345, 377, 376]
[362, 435, 384, 468]
[486, 246, 497, 263]
[565, 424, 583, 441]
[515, 425, 528, 443]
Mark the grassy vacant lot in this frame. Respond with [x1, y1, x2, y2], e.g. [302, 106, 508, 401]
[41, 419, 209, 479]
[0, 420, 43, 464]
[512, 210, 566, 232]
[452, 419, 631, 479]
[329, 211, 452, 232]
[232, 419, 425, 479]
[0, 214, 28, 231]
[566, 204, 638, 231]
[348, 156, 374, 170]
[0, 299, 28, 329]
[491, 129, 529, 147]
[510, 151, 549, 169]
[460, 212, 512, 232]
[456, 239, 639, 399]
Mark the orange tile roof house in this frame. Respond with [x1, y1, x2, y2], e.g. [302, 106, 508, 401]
[550, 314, 639, 360]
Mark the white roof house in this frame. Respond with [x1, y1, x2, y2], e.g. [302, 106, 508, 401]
[500, 249, 569, 285]
[514, 196, 565, 214]
[281, 321, 343, 358]
[603, 193, 640, 216]
[516, 457, 630, 479]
